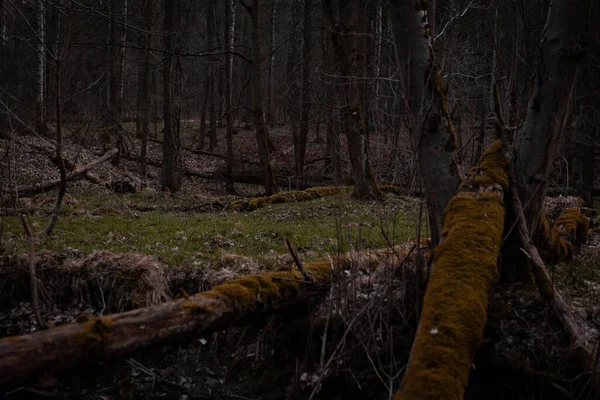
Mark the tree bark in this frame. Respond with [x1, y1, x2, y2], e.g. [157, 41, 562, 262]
[109, 0, 123, 166]
[296, 0, 312, 176]
[36, 0, 47, 134]
[199, 77, 209, 150]
[207, 0, 218, 152]
[225, 0, 235, 173]
[161, 0, 179, 192]
[574, 106, 596, 207]
[43, 55, 67, 236]
[322, 0, 381, 199]
[266, 0, 277, 125]
[138, 0, 152, 177]
[0, 247, 409, 386]
[249, 0, 278, 195]
[515, 0, 592, 234]
[389, 0, 460, 246]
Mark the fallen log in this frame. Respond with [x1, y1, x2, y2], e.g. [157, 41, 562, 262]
[12, 149, 118, 197]
[229, 185, 407, 211]
[0, 246, 410, 386]
[395, 141, 508, 399]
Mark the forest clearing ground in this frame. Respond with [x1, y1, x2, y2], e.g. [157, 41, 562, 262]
[2, 130, 600, 398]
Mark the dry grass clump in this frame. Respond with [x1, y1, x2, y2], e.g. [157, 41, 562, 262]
[0, 250, 171, 313]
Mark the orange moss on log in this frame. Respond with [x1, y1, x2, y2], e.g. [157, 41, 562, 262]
[73, 316, 116, 348]
[395, 141, 507, 400]
[229, 185, 410, 211]
[536, 208, 590, 262]
[0, 245, 415, 385]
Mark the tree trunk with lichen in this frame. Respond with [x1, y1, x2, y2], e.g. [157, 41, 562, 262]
[389, 0, 460, 246]
[322, 0, 381, 199]
[0, 247, 411, 386]
[394, 141, 508, 399]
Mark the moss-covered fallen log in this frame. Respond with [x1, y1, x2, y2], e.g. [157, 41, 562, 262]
[536, 208, 590, 262]
[230, 185, 406, 211]
[395, 141, 508, 400]
[0, 246, 410, 386]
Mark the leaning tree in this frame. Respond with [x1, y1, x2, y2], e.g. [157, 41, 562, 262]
[390, 0, 594, 398]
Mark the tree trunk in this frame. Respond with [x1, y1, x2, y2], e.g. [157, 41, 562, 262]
[36, 0, 46, 134]
[44, 56, 67, 236]
[161, 0, 179, 192]
[266, 0, 277, 125]
[207, 0, 218, 152]
[473, 97, 486, 164]
[120, 0, 127, 116]
[199, 77, 209, 150]
[390, 0, 460, 246]
[139, 0, 152, 177]
[0, 0, 5, 46]
[109, 0, 123, 166]
[515, 0, 592, 234]
[0, 247, 410, 386]
[395, 142, 508, 399]
[250, 0, 278, 195]
[286, 2, 299, 178]
[574, 106, 596, 206]
[225, 0, 235, 173]
[322, 0, 381, 199]
[296, 0, 312, 177]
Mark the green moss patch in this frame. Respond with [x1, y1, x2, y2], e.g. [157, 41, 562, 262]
[0, 188, 419, 270]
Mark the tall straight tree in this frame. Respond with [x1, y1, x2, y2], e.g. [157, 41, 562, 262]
[243, 0, 278, 195]
[225, 0, 236, 173]
[296, 0, 312, 176]
[138, 0, 152, 177]
[266, 0, 277, 124]
[207, 0, 218, 151]
[36, 0, 47, 133]
[161, 0, 179, 192]
[390, 0, 460, 246]
[322, 0, 381, 199]
[515, 0, 594, 234]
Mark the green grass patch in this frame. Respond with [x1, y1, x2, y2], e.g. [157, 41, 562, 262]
[1, 190, 421, 269]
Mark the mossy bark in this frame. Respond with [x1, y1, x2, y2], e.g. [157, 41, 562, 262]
[395, 142, 507, 399]
[535, 208, 589, 263]
[0, 246, 411, 386]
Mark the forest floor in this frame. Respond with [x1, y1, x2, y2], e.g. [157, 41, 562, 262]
[1, 125, 600, 399]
